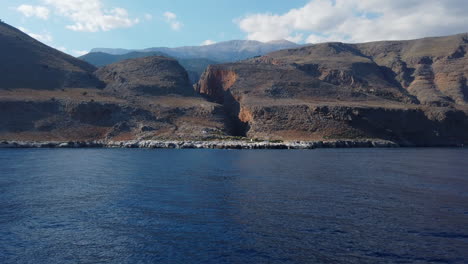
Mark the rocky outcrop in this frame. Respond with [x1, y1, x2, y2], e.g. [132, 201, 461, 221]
[95, 56, 195, 97]
[1, 20, 467, 146]
[195, 67, 238, 103]
[356, 34, 468, 106]
[196, 34, 468, 145]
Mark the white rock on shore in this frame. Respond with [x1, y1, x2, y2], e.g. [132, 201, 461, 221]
[0, 140, 404, 149]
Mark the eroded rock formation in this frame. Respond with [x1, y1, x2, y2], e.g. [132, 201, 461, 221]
[196, 34, 468, 145]
[1, 19, 467, 146]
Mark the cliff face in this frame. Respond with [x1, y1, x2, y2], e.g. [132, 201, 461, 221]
[196, 34, 468, 145]
[355, 35, 468, 106]
[196, 67, 238, 103]
[1, 19, 467, 145]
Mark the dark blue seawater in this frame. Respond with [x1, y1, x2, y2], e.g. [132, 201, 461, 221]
[0, 148, 467, 264]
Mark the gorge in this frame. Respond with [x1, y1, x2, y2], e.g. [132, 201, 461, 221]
[1, 21, 467, 147]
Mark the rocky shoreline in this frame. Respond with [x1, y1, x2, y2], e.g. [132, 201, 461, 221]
[0, 139, 459, 149]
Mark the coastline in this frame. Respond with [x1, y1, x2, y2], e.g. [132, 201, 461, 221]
[1, 139, 463, 149]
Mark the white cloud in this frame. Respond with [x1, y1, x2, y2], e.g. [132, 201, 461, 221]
[18, 27, 70, 53]
[72, 50, 88, 56]
[144, 13, 153, 21]
[56, 46, 67, 52]
[18, 26, 53, 43]
[163, 11, 182, 31]
[201, 40, 216, 46]
[163, 11, 176, 20]
[17, 5, 50, 20]
[237, 0, 468, 43]
[41, 0, 139, 32]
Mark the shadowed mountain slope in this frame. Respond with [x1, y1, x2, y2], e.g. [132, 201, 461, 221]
[0, 21, 102, 90]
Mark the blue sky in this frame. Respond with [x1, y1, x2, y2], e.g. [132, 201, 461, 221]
[1, 0, 307, 55]
[2, 0, 467, 56]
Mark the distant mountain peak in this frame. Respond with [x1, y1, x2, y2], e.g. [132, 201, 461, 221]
[266, 39, 297, 45]
[84, 39, 300, 64]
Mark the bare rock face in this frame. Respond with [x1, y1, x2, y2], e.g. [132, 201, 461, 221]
[1, 19, 467, 145]
[95, 56, 195, 97]
[196, 34, 468, 145]
[356, 34, 468, 106]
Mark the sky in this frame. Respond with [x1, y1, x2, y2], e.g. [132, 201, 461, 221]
[1, 0, 468, 57]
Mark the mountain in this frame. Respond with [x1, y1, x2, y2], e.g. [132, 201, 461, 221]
[0, 21, 102, 90]
[196, 33, 468, 145]
[95, 56, 195, 97]
[90, 39, 300, 62]
[79, 51, 169, 67]
[1, 20, 467, 145]
[80, 52, 218, 84]
[90, 56, 227, 140]
[0, 22, 227, 141]
[83, 39, 299, 84]
[87, 48, 134, 55]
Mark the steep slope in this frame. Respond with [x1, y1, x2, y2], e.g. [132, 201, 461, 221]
[90, 39, 299, 62]
[0, 22, 102, 89]
[196, 34, 468, 146]
[2, 20, 467, 145]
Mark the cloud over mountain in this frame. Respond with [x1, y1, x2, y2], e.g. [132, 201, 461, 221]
[18, 26, 52, 43]
[237, 0, 468, 43]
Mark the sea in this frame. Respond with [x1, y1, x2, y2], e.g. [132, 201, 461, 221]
[0, 148, 467, 263]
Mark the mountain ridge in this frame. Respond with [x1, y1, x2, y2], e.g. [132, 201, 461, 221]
[0, 21, 102, 90]
[89, 39, 299, 62]
[82, 39, 299, 84]
[1, 21, 467, 145]
[195, 33, 468, 144]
